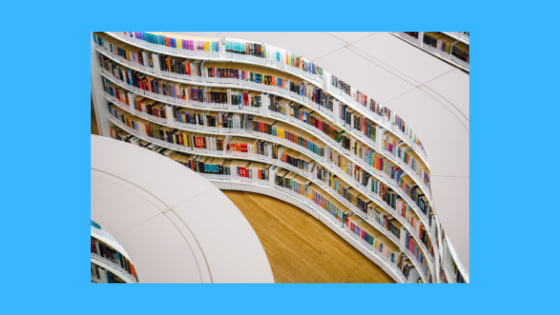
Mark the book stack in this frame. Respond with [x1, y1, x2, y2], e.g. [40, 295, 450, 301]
[450, 257, 466, 283]
[133, 97, 167, 121]
[108, 104, 225, 153]
[285, 51, 323, 80]
[229, 137, 271, 160]
[339, 133, 377, 168]
[93, 32, 153, 72]
[225, 39, 280, 66]
[288, 103, 342, 144]
[91, 237, 138, 281]
[173, 108, 244, 132]
[350, 112, 378, 144]
[252, 117, 326, 159]
[274, 146, 316, 178]
[274, 169, 310, 201]
[102, 78, 131, 109]
[99, 56, 229, 109]
[396, 174, 430, 217]
[269, 96, 289, 118]
[91, 263, 126, 283]
[367, 205, 402, 239]
[398, 144, 431, 191]
[158, 55, 205, 81]
[305, 182, 349, 227]
[230, 90, 262, 111]
[117, 32, 220, 57]
[345, 215, 400, 264]
[381, 133, 401, 157]
[396, 253, 416, 280]
[404, 231, 431, 279]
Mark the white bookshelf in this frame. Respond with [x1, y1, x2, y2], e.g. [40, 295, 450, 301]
[90, 252, 138, 283]
[92, 32, 469, 283]
[96, 33, 430, 166]
[99, 62, 434, 230]
[392, 32, 469, 72]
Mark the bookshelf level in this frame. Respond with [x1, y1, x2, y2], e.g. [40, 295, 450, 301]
[103, 82, 437, 261]
[92, 32, 468, 283]
[392, 32, 470, 72]
[105, 32, 325, 89]
[91, 234, 138, 283]
[107, 123, 434, 283]
[99, 55, 437, 283]
[95, 32, 429, 166]
[100, 70, 434, 219]
[96, 45, 434, 207]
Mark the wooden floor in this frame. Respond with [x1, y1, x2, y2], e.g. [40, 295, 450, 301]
[224, 191, 395, 283]
[91, 99, 393, 283]
[91, 99, 100, 136]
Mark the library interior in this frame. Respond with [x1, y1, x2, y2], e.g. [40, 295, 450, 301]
[90, 32, 469, 284]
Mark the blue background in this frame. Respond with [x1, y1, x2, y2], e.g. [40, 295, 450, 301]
[0, 0, 556, 313]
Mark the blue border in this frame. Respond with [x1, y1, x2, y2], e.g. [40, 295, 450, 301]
[1, 0, 556, 313]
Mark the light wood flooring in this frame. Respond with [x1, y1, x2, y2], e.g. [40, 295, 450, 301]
[223, 191, 395, 283]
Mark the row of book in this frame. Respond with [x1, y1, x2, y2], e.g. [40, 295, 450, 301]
[97, 37, 333, 108]
[382, 133, 431, 188]
[225, 40, 280, 63]
[334, 80, 427, 157]
[339, 104, 377, 143]
[91, 237, 138, 280]
[346, 215, 401, 265]
[106, 77, 434, 227]
[115, 32, 220, 57]
[270, 96, 340, 141]
[109, 125, 270, 183]
[252, 116, 325, 158]
[108, 124, 429, 282]
[275, 170, 349, 227]
[174, 108, 244, 131]
[423, 32, 469, 63]
[101, 33, 429, 163]
[325, 157, 435, 257]
[109, 104, 226, 152]
[274, 146, 316, 177]
[91, 263, 126, 283]
[102, 69, 434, 219]
[106, 76, 434, 224]
[285, 51, 323, 79]
[404, 232, 431, 278]
[112, 32, 324, 80]
[93, 33, 154, 70]
[450, 255, 467, 283]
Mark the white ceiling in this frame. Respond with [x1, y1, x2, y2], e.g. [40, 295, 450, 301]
[174, 32, 470, 271]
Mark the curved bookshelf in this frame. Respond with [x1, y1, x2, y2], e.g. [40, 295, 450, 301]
[91, 252, 138, 283]
[100, 61, 438, 277]
[107, 120, 434, 283]
[392, 32, 469, 72]
[106, 99, 437, 268]
[96, 32, 430, 169]
[91, 32, 468, 283]
[91, 228, 131, 260]
[101, 68, 435, 233]
[104, 32, 324, 88]
[98, 56, 435, 215]
[94, 53, 434, 209]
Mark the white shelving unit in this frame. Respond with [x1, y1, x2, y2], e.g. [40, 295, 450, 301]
[392, 32, 469, 72]
[92, 32, 468, 283]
